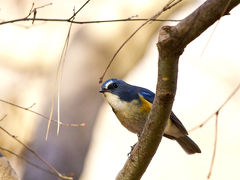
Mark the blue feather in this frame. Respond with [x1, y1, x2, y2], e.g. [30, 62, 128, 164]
[138, 88, 155, 103]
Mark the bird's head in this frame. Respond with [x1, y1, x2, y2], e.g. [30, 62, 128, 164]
[99, 78, 139, 102]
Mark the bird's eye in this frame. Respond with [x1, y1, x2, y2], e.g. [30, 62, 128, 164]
[113, 83, 118, 88]
[108, 83, 118, 89]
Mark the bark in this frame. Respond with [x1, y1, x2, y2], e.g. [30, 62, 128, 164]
[116, 0, 240, 179]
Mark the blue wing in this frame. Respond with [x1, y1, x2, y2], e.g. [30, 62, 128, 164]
[138, 88, 155, 103]
[138, 87, 188, 135]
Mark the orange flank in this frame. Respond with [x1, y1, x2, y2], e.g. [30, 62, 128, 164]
[138, 94, 152, 113]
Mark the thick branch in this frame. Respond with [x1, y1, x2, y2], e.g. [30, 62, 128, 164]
[161, 0, 240, 52]
[116, 0, 240, 179]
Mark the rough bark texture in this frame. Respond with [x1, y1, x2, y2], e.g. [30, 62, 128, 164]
[116, 0, 240, 179]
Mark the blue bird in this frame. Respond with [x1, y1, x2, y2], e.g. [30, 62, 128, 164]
[99, 78, 201, 154]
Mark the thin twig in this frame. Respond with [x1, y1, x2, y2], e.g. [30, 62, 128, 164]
[201, 0, 232, 57]
[0, 126, 73, 180]
[25, 3, 35, 18]
[0, 98, 85, 127]
[99, 0, 183, 83]
[34, 3, 53, 10]
[68, 0, 91, 20]
[25, 2, 53, 20]
[46, 1, 90, 140]
[57, 8, 75, 135]
[0, 147, 53, 176]
[0, 17, 181, 26]
[26, 102, 36, 109]
[188, 82, 240, 132]
[207, 111, 219, 179]
[0, 114, 7, 121]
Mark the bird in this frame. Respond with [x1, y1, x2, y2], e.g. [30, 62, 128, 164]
[99, 78, 201, 154]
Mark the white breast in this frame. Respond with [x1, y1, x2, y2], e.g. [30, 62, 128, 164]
[103, 92, 146, 134]
[103, 92, 129, 111]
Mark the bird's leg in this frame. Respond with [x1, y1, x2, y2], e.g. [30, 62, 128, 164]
[127, 143, 136, 161]
[127, 133, 141, 161]
[137, 132, 141, 139]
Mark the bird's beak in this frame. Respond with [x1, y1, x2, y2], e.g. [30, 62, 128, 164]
[99, 88, 106, 93]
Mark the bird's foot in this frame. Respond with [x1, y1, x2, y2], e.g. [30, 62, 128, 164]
[127, 143, 136, 161]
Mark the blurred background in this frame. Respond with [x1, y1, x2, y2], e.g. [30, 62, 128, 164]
[0, 0, 239, 180]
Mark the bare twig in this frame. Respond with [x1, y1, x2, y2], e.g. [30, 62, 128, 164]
[34, 3, 53, 10]
[25, 2, 53, 24]
[0, 126, 73, 179]
[25, 3, 35, 18]
[46, 1, 90, 140]
[117, 0, 240, 179]
[57, 8, 75, 135]
[99, 0, 183, 83]
[0, 17, 181, 26]
[0, 147, 53, 176]
[26, 102, 36, 110]
[207, 111, 219, 179]
[0, 114, 7, 121]
[27, 2, 53, 17]
[201, 0, 232, 57]
[0, 98, 85, 127]
[189, 82, 240, 132]
[0, 0, 179, 28]
[68, 0, 91, 20]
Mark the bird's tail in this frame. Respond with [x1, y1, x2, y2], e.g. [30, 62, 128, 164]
[176, 135, 201, 154]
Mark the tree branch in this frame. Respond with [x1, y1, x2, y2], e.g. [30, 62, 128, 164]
[116, 0, 240, 179]
[189, 82, 240, 133]
[0, 147, 53, 176]
[0, 98, 85, 127]
[0, 17, 180, 26]
[0, 126, 73, 179]
[99, 0, 183, 83]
